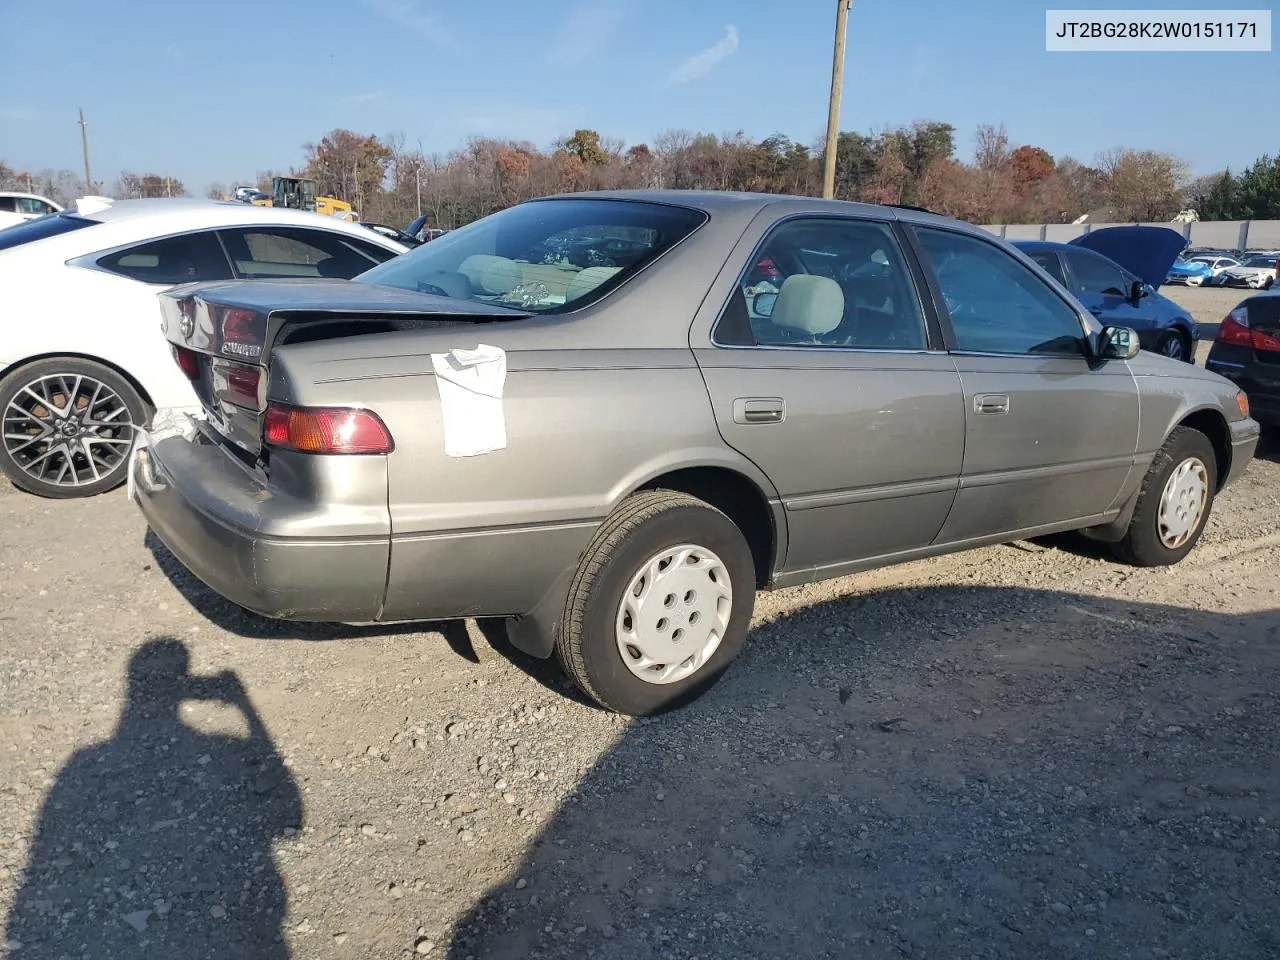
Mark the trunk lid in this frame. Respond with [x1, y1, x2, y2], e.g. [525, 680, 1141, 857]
[157, 278, 530, 457]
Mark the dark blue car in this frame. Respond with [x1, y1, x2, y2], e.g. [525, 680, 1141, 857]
[1013, 226, 1196, 363]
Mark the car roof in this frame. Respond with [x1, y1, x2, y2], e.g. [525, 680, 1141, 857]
[73, 198, 404, 246]
[536, 188, 977, 231]
[0, 191, 60, 204]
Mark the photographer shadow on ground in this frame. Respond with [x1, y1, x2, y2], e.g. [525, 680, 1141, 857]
[445, 584, 1280, 960]
[6, 638, 302, 960]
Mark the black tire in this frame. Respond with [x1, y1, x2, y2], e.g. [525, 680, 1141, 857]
[1112, 426, 1217, 567]
[0, 357, 148, 499]
[1155, 329, 1192, 363]
[555, 490, 756, 716]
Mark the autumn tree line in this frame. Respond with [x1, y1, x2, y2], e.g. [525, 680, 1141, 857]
[4, 122, 1279, 229]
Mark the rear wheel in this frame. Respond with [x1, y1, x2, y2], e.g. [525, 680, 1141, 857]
[0, 358, 148, 499]
[555, 490, 756, 716]
[1112, 426, 1216, 567]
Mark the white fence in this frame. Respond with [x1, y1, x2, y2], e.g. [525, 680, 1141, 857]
[982, 220, 1280, 251]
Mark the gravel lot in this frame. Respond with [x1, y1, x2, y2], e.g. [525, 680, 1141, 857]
[2, 282, 1277, 960]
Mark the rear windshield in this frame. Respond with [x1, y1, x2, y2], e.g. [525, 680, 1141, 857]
[0, 212, 97, 252]
[355, 198, 707, 313]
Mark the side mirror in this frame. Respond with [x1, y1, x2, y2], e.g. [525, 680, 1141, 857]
[1098, 324, 1140, 361]
[1128, 279, 1148, 304]
[752, 292, 777, 318]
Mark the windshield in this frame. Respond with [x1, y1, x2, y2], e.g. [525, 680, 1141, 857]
[1244, 256, 1277, 267]
[0, 212, 98, 252]
[355, 198, 707, 312]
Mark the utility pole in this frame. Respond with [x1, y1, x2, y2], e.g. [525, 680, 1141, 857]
[415, 162, 422, 217]
[78, 107, 93, 195]
[822, 0, 852, 200]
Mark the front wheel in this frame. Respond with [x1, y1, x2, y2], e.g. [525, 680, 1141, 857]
[555, 490, 757, 715]
[0, 357, 148, 499]
[1112, 426, 1217, 567]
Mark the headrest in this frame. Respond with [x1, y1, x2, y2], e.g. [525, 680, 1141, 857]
[458, 254, 522, 295]
[770, 274, 844, 336]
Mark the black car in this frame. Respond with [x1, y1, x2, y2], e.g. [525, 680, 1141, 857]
[1206, 291, 1280, 427]
[359, 221, 422, 248]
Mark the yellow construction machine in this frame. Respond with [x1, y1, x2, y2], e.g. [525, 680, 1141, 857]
[245, 177, 357, 221]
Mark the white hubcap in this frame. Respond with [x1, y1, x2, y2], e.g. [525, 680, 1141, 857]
[1158, 456, 1208, 548]
[615, 543, 732, 685]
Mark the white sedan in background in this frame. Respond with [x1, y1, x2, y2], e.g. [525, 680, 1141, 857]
[0, 191, 64, 230]
[0, 198, 407, 498]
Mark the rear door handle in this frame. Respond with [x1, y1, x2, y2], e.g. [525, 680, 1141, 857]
[974, 393, 1010, 415]
[733, 397, 785, 424]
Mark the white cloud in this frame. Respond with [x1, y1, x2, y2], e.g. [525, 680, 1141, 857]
[0, 106, 40, 122]
[548, 4, 624, 66]
[358, 0, 453, 44]
[341, 91, 385, 105]
[667, 25, 739, 85]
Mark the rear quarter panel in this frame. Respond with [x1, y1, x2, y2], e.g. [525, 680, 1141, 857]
[268, 323, 778, 620]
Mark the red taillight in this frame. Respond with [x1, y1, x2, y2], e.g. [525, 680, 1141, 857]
[1217, 308, 1253, 346]
[263, 403, 394, 455]
[211, 360, 262, 409]
[172, 345, 200, 380]
[1217, 305, 1280, 353]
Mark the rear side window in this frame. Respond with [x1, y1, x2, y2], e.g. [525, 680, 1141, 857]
[96, 231, 232, 285]
[17, 197, 55, 216]
[219, 226, 396, 279]
[0, 197, 15, 212]
[1065, 250, 1128, 297]
[716, 216, 927, 350]
[0, 213, 97, 252]
[1026, 250, 1068, 287]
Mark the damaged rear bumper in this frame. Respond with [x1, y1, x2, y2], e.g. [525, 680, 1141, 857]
[130, 422, 390, 622]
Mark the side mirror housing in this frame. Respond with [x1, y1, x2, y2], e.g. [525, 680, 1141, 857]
[752, 291, 777, 318]
[1098, 324, 1140, 361]
[1128, 279, 1148, 304]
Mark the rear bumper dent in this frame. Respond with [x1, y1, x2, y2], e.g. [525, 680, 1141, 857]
[131, 439, 390, 621]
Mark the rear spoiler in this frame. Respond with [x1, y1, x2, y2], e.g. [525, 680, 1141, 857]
[157, 279, 531, 367]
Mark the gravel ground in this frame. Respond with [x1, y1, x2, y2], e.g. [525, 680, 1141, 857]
[1, 315, 1278, 959]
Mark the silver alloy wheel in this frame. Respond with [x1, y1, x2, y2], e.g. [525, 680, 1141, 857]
[1157, 456, 1209, 549]
[615, 543, 733, 685]
[3, 373, 135, 488]
[1160, 334, 1185, 360]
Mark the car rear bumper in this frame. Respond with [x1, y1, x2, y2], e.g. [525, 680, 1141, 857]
[130, 433, 390, 621]
[1206, 353, 1280, 426]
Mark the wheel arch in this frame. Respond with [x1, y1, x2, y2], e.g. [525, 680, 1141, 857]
[1, 352, 156, 413]
[1176, 406, 1231, 490]
[634, 464, 781, 589]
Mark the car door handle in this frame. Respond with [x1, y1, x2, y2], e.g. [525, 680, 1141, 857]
[974, 393, 1010, 415]
[733, 397, 785, 424]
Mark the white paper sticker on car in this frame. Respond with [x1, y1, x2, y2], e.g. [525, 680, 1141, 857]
[430, 344, 508, 457]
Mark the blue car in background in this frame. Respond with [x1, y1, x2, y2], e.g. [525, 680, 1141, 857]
[1013, 226, 1197, 363]
[1167, 254, 1240, 286]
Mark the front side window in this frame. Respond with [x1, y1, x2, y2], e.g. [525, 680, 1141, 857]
[356, 198, 706, 313]
[717, 217, 927, 349]
[96, 231, 232, 285]
[914, 227, 1085, 357]
[220, 227, 396, 279]
[1065, 250, 1129, 297]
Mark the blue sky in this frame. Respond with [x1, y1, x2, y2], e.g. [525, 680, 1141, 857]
[1, 0, 1274, 192]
